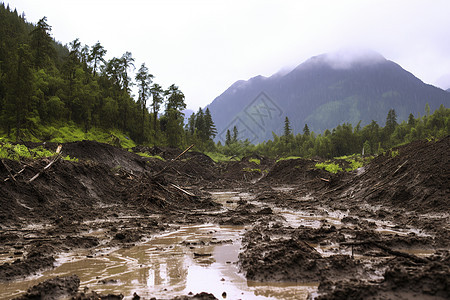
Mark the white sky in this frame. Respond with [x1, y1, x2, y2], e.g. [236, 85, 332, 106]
[5, 0, 450, 110]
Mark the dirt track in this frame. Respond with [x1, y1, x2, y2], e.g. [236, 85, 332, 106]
[0, 137, 449, 299]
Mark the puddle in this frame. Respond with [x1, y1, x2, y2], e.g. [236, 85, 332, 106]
[1, 191, 436, 299]
[0, 191, 318, 300]
[209, 191, 253, 210]
[274, 207, 344, 229]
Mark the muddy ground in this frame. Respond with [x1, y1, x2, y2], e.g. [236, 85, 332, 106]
[0, 137, 449, 299]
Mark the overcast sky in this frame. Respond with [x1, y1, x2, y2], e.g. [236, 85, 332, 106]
[5, 0, 450, 110]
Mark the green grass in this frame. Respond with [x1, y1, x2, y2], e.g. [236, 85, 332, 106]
[390, 150, 400, 158]
[315, 162, 343, 174]
[136, 152, 165, 161]
[249, 158, 260, 165]
[276, 156, 302, 163]
[1, 123, 137, 149]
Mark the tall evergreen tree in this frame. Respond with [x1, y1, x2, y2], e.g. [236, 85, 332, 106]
[303, 123, 310, 136]
[135, 63, 153, 142]
[150, 83, 164, 136]
[284, 116, 291, 137]
[204, 108, 217, 140]
[89, 41, 106, 76]
[225, 129, 232, 146]
[195, 107, 206, 140]
[232, 125, 238, 143]
[164, 84, 186, 147]
[29, 17, 55, 69]
[8, 44, 34, 140]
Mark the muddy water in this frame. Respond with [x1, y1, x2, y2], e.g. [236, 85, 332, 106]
[0, 192, 318, 300]
[0, 190, 435, 299]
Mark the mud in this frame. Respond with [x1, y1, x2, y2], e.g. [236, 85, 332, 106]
[0, 137, 448, 299]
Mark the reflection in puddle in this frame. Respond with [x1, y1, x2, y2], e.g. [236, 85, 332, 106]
[0, 223, 317, 300]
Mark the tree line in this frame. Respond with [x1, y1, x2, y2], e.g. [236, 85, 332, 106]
[217, 105, 449, 158]
[0, 4, 217, 148]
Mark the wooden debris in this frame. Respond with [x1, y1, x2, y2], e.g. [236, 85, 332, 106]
[170, 183, 196, 197]
[1, 159, 16, 182]
[152, 144, 194, 178]
[29, 145, 63, 183]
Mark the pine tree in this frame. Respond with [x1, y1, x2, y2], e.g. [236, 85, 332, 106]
[135, 63, 153, 142]
[385, 108, 398, 135]
[89, 41, 107, 76]
[232, 125, 238, 143]
[225, 129, 232, 146]
[150, 83, 164, 136]
[303, 124, 310, 136]
[284, 116, 291, 137]
[164, 84, 186, 147]
[195, 108, 206, 140]
[9, 44, 34, 140]
[408, 113, 416, 127]
[204, 108, 217, 140]
[30, 17, 55, 69]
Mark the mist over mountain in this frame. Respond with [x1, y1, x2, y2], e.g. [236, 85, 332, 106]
[207, 50, 450, 143]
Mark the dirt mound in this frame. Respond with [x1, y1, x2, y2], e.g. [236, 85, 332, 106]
[334, 136, 450, 213]
[239, 224, 362, 283]
[63, 140, 148, 173]
[23, 140, 148, 174]
[218, 156, 274, 184]
[263, 158, 335, 186]
[317, 253, 450, 300]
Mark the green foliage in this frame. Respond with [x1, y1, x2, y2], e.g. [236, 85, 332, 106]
[0, 142, 78, 161]
[249, 158, 260, 165]
[136, 152, 165, 161]
[205, 152, 237, 163]
[390, 150, 399, 158]
[63, 155, 78, 162]
[315, 162, 343, 174]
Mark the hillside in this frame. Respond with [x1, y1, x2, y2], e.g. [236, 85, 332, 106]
[207, 50, 450, 143]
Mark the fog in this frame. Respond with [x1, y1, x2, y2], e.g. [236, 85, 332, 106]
[5, 0, 450, 109]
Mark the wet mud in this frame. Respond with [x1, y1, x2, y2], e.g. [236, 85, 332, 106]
[0, 137, 449, 299]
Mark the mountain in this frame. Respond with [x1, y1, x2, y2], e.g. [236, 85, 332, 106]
[207, 50, 450, 143]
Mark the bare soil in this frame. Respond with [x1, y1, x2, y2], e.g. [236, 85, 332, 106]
[1, 137, 449, 299]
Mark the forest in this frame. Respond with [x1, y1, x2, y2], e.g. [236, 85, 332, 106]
[0, 3, 449, 160]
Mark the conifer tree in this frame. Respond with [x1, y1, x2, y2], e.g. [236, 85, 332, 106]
[303, 124, 310, 136]
[225, 129, 232, 146]
[30, 17, 55, 69]
[284, 116, 291, 137]
[232, 125, 238, 143]
[204, 108, 217, 140]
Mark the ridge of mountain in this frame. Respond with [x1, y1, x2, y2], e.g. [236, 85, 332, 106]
[207, 51, 450, 143]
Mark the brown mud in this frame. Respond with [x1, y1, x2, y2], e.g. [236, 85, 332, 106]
[0, 137, 449, 299]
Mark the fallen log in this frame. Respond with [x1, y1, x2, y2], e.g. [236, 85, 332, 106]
[341, 240, 428, 263]
[152, 144, 194, 178]
[29, 145, 63, 183]
[1, 159, 16, 182]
